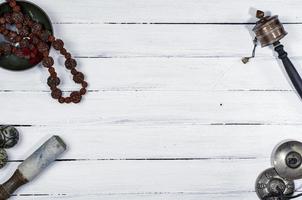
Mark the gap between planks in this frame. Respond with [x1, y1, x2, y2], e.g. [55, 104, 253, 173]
[54, 22, 302, 25]
[7, 156, 257, 163]
[10, 191, 256, 200]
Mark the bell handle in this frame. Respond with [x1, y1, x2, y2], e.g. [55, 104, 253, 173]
[0, 170, 28, 200]
[274, 43, 302, 99]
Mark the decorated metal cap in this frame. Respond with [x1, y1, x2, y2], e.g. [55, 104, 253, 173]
[0, 149, 8, 169]
[0, 126, 19, 148]
[0, 0, 53, 71]
[271, 140, 302, 180]
[253, 10, 287, 47]
[255, 168, 295, 200]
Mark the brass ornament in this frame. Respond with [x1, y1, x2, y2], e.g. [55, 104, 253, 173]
[253, 10, 287, 47]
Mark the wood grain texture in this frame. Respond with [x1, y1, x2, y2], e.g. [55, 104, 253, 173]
[2, 159, 263, 199]
[0, 57, 300, 91]
[0, 0, 301, 199]
[29, 0, 302, 23]
[6, 125, 302, 160]
[10, 193, 258, 200]
[2, 89, 302, 125]
[43, 24, 302, 58]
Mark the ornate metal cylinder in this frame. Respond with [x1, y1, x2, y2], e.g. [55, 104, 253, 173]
[253, 11, 287, 47]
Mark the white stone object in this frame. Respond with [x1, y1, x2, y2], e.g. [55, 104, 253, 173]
[18, 136, 67, 181]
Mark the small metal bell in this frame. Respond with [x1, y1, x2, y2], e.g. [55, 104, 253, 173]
[0, 126, 19, 148]
[255, 168, 295, 200]
[271, 140, 302, 180]
[0, 149, 8, 169]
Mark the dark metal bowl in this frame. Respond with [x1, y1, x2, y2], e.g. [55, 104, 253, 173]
[0, 0, 53, 71]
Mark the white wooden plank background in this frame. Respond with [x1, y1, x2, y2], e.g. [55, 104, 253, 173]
[0, 0, 302, 199]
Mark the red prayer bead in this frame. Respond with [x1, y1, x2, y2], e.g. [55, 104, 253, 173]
[1, 0, 87, 104]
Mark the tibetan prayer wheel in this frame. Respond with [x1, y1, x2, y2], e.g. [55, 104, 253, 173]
[253, 10, 287, 47]
[243, 10, 302, 101]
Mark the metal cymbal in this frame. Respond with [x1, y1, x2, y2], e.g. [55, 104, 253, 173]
[255, 168, 295, 200]
[271, 140, 302, 180]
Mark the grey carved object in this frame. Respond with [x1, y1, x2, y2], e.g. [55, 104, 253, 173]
[0, 149, 8, 169]
[0, 126, 19, 149]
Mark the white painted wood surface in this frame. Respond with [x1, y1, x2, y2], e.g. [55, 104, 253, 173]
[0, 0, 302, 199]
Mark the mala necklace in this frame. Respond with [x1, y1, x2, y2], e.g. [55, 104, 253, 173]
[0, 0, 87, 104]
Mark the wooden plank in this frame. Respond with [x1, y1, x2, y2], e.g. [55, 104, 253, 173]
[0, 57, 298, 91]
[0, 90, 301, 125]
[30, 0, 302, 23]
[2, 159, 264, 197]
[42, 24, 302, 58]
[0, 24, 300, 58]
[7, 125, 302, 160]
[11, 193, 257, 200]
[1, 2, 301, 200]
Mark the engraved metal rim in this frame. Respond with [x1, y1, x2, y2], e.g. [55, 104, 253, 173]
[252, 15, 279, 31]
[257, 30, 287, 47]
[272, 140, 302, 180]
[255, 168, 295, 200]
